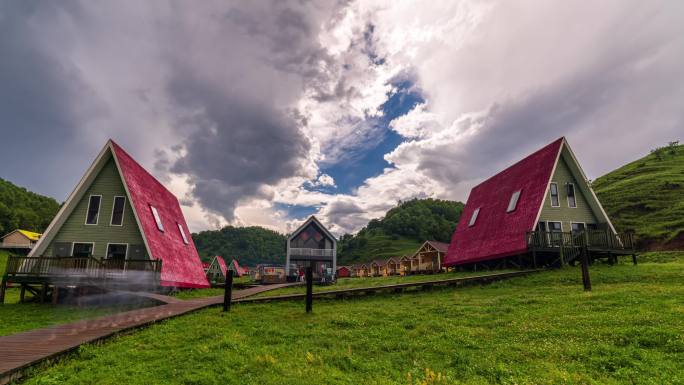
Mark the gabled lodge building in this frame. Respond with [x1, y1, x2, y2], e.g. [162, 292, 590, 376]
[444, 137, 635, 270]
[1, 140, 209, 303]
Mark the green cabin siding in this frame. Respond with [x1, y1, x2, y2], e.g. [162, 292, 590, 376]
[538, 157, 599, 231]
[44, 156, 147, 259]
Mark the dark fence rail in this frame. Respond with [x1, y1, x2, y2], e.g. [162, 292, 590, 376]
[3, 256, 162, 283]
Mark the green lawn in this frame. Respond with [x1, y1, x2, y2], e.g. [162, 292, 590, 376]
[0, 249, 10, 276]
[20, 252, 684, 384]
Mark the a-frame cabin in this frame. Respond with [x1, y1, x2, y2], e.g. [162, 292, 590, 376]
[1, 140, 209, 303]
[286, 216, 337, 282]
[205, 256, 228, 285]
[444, 137, 635, 270]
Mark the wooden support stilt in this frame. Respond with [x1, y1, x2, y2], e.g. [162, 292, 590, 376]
[40, 282, 48, 303]
[52, 286, 59, 305]
[20, 284, 26, 303]
[0, 278, 7, 304]
[632, 254, 637, 265]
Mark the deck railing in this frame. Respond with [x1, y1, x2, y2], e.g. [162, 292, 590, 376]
[3, 256, 162, 284]
[289, 248, 335, 257]
[526, 230, 635, 252]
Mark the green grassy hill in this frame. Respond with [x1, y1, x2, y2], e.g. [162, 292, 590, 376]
[338, 198, 464, 264]
[593, 141, 684, 250]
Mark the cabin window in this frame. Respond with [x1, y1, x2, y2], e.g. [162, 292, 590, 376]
[110, 196, 126, 226]
[548, 221, 562, 232]
[507, 190, 521, 212]
[571, 223, 585, 233]
[468, 208, 480, 227]
[150, 205, 164, 232]
[549, 183, 560, 207]
[72, 242, 94, 258]
[177, 223, 189, 245]
[85, 195, 102, 225]
[106, 244, 128, 260]
[567, 183, 577, 208]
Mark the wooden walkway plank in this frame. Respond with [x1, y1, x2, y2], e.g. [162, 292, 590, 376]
[0, 283, 295, 383]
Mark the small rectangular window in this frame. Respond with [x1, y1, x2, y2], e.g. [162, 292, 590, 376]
[548, 221, 562, 232]
[106, 244, 128, 260]
[85, 195, 101, 225]
[549, 183, 560, 207]
[571, 223, 585, 233]
[468, 208, 480, 227]
[567, 183, 576, 208]
[150, 205, 164, 232]
[177, 223, 189, 245]
[507, 190, 521, 212]
[72, 242, 94, 257]
[111, 196, 126, 226]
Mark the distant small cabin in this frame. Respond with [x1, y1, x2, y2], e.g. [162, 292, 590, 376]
[1, 230, 41, 250]
[352, 264, 368, 278]
[286, 216, 337, 282]
[411, 241, 449, 274]
[386, 257, 400, 275]
[205, 256, 228, 285]
[369, 259, 387, 277]
[444, 137, 635, 269]
[336, 266, 351, 278]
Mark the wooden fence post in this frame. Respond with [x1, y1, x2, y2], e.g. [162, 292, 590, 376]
[580, 247, 592, 291]
[223, 270, 233, 312]
[305, 266, 313, 313]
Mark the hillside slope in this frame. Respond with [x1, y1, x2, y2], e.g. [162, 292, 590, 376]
[0, 178, 60, 237]
[192, 226, 286, 266]
[338, 198, 464, 264]
[593, 142, 684, 249]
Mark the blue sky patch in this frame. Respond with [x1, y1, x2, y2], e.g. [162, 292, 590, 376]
[318, 79, 424, 194]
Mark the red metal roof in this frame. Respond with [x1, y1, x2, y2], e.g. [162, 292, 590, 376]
[111, 141, 210, 288]
[215, 256, 228, 277]
[229, 258, 246, 277]
[444, 138, 564, 266]
[426, 241, 450, 253]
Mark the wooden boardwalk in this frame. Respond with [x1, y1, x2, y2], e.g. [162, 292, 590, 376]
[0, 270, 540, 383]
[0, 283, 296, 383]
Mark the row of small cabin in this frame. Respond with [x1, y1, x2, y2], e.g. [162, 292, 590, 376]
[336, 240, 449, 278]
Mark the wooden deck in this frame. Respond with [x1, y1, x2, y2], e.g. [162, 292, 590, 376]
[0, 283, 297, 384]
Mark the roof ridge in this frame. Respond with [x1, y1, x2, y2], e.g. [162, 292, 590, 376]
[471, 137, 564, 191]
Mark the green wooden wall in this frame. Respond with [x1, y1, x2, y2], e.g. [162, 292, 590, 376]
[538, 156, 600, 231]
[44, 156, 146, 259]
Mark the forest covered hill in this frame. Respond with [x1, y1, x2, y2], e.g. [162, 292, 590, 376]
[593, 141, 684, 250]
[0, 178, 60, 237]
[191, 226, 287, 266]
[337, 198, 465, 264]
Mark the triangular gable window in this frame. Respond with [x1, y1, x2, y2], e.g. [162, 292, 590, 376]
[468, 208, 480, 227]
[507, 190, 521, 213]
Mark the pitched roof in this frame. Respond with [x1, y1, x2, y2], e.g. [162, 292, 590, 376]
[370, 259, 387, 267]
[288, 216, 337, 243]
[1, 229, 41, 242]
[427, 241, 450, 253]
[111, 141, 209, 288]
[336, 265, 351, 271]
[444, 138, 564, 266]
[18, 230, 41, 241]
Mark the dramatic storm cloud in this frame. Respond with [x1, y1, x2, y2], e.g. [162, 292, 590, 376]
[1, 1, 682, 234]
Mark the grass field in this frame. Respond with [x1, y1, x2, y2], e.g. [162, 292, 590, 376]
[19, 252, 684, 384]
[172, 277, 254, 300]
[250, 269, 516, 298]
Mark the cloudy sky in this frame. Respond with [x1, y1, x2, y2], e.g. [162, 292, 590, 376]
[1, 1, 683, 235]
